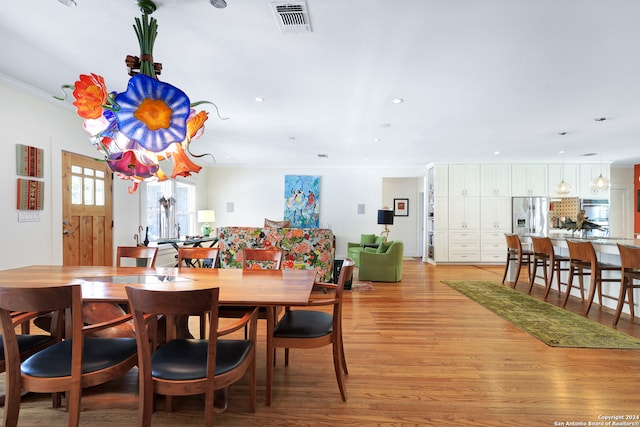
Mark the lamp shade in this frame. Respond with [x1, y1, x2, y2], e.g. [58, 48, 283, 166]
[377, 209, 394, 225]
[197, 210, 216, 223]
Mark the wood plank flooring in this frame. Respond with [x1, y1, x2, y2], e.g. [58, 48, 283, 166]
[3, 260, 640, 426]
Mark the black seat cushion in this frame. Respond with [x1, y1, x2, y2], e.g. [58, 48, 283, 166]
[21, 337, 137, 378]
[0, 335, 54, 361]
[273, 310, 333, 339]
[152, 339, 253, 381]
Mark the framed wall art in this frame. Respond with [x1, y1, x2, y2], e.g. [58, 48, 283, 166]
[394, 198, 409, 217]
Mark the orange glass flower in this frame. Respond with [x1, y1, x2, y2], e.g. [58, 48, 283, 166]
[73, 73, 108, 119]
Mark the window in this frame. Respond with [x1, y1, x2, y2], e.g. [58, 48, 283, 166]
[145, 180, 196, 241]
[71, 165, 106, 206]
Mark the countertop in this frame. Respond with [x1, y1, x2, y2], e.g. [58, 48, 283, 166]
[520, 232, 640, 248]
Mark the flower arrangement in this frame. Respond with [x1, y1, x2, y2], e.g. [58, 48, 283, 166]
[59, 11, 219, 194]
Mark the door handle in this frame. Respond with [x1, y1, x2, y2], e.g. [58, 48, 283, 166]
[63, 230, 74, 235]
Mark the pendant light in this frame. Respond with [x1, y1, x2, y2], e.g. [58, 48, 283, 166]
[554, 149, 572, 195]
[591, 153, 610, 192]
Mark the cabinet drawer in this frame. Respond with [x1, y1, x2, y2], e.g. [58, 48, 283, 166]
[481, 252, 505, 263]
[449, 253, 480, 262]
[481, 231, 508, 242]
[450, 241, 480, 252]
[481, 241, 505, 251]
[449, 231, 480, 241]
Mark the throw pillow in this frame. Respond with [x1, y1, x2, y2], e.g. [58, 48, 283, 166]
[377, 241, 392, 253]
[360, 234, 376, 244]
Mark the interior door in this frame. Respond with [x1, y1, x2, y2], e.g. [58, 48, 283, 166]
[62, 151, 113, 266]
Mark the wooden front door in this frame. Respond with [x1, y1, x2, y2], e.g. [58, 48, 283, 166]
[62, 151, 113, 266]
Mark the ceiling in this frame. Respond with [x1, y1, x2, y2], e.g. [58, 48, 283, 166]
[2, 0, 640, 168]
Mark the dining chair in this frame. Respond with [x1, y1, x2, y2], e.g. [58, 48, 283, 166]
[177, 246, 220, 338]
[528, 236, 570, 300]
[126, 286, 257, 427]
[219, 248, 285, 338]
[562, 240, 621, 316]
[613, 244, 640, 326]
[241, 248, 283, 270]
[116, 245, 158, 267]
[265, 258, 354, 405]
[501, 234, 533, 288]
[0, 311, 59, 407]
[0, 284, 138, 427]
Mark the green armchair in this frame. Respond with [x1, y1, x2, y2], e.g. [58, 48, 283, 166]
[358, 241, 404, 282]
[347, 234, 386, 267]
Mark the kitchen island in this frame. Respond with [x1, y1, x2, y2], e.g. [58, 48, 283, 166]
[518, 233, 639, 316]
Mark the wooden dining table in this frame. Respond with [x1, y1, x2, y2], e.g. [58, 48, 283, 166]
[0, 265, 318, 306]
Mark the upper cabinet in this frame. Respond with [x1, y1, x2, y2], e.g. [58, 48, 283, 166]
[449, 164, 480, 197]
[579, 163, 610, 198]
[480, 164, 511, 197]
[511, 164, 548, 197]
[548, 163, 579, 198]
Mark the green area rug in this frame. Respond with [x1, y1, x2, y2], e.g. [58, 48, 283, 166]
[442, 280, 640, 349]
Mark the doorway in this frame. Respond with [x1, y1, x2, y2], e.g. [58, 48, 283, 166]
[61, 151, 113, 266]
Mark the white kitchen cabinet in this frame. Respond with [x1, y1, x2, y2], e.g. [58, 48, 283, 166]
[434, 230, 449, 262]
[480, 164, 511, 197]
[480, 231, 507, 263]
[449, 197, 480, 230]
[449, 230, 481, 262]
[511, 164, 548, 197]
[579, 163, 610, 198]
[449, 164, 480, 197]
[548, 163, 579, 198]
[480, 197, 511, 230]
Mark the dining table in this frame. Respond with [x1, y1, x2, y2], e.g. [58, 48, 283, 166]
[0, 265, 318, 306]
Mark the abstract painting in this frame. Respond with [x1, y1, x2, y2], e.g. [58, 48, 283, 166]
[284, 175, 320, 228]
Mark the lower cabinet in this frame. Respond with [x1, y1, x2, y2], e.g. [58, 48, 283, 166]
[480, 231, 508, 263]
[448, 230, 480, 262]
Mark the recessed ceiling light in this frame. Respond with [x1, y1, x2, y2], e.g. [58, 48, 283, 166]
[558, 150, 566, 154]
[317, 154, 328, 158]
[379, 123, 391, 128]
[58, 0, 77, 5]
[373, 138, 381, 143]
[255, 97, 265, 102]
[391, 98, 404, 104]
[494, 151, 500, 155]
[594, 117, 607, 122]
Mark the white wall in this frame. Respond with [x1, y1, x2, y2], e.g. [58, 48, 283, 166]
[205, 167, 426, 258]
[0, 79, 143, 269]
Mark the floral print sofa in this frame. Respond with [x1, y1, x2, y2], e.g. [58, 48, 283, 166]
[216, 227, 335, 281]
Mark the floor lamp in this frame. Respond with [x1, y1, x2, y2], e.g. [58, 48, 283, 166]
[377, 209, 394, 241]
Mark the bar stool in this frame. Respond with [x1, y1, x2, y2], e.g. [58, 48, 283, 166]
[501, 234, 533, 288]
[528, 236, 571, 300]
[613, 244, 640, 326]
[562, 239, 620, 316]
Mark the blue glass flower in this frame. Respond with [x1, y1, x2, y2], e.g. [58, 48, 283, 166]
[114, 74, 191, 153]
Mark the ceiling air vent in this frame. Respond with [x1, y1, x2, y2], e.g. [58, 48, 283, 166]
[271, 1, 312, 33]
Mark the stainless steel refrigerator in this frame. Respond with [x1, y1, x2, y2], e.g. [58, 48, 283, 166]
[512, 197, 549, 235]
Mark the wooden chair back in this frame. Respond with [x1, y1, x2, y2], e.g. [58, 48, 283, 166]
[126, 286, 257, 426]
[505, 233, 523, 253]
[177, 247, 219, 269]
[531, 236, 554, 258]
[566, 239, 597, 269]
[116, 246, 158, 267]
[617, 244, 640, 272]
[242, 248, 283, 270]
[0, 285, 137, 427]
[266, 258, 354, 405]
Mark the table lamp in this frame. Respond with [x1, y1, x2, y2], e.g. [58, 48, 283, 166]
[377, 209, 394, 241]
[197, 210, 216, 236]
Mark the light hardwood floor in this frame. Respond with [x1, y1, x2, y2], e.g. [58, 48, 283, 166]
[3, 260, 640, 426]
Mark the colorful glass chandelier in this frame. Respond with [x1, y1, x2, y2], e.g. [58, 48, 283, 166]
[61, 2, 219, 194]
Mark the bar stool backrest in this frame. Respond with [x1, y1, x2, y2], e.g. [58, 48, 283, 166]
[617, 244, 640, 272]
[505, 234, 523, 253]
[531, 236, 554, 257]
[566, 240, 597, 269]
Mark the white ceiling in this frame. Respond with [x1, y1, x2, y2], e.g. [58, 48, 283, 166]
[2, 0, 640, 168]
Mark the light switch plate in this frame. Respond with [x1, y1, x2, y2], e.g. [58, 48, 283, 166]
[18, 211, 41, 222]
